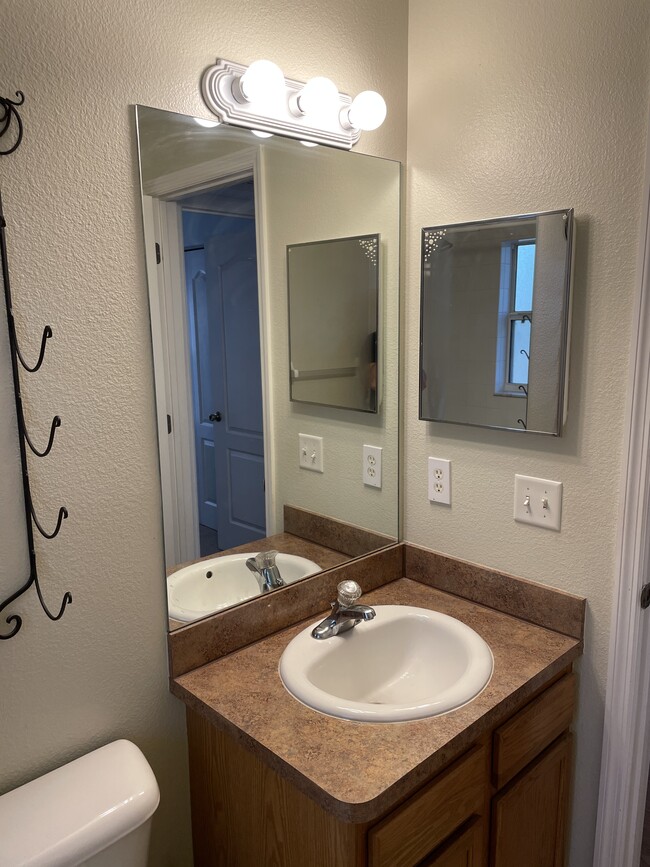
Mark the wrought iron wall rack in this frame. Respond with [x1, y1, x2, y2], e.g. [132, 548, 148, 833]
[0, 94, 72, 638]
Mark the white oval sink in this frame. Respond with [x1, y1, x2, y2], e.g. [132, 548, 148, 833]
[167, 552, 321, 622]
[279, 605, 493, 722]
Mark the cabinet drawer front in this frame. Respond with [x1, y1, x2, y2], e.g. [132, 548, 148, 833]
[369, 743, 486, 867]
[493, 674, 575, 789]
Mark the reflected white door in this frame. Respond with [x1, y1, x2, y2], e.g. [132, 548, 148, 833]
[205, 221, 266, 549]
[185, 250, 218, 532]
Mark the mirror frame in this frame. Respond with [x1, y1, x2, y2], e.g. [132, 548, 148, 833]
[418, 208, 574, 436]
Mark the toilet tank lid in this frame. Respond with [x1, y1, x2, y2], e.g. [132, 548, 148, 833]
[0, 739, 160, 866]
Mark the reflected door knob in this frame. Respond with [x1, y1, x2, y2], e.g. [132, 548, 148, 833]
[209, 412, 222, 422]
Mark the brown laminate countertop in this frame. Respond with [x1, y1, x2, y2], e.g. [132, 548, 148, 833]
[172, 577, 582, 823]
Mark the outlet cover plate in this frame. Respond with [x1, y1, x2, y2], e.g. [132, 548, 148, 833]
[428, 457, 451, 505]
[514, 474, 562, 531]
[363, 444, 382, 488]
[299, 433, 324, 473]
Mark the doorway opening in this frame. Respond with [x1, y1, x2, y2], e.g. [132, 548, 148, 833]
[146, 169, 270, 569]
[180, 179, 265, 558]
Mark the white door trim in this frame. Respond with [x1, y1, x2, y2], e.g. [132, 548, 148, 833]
[594, 110, 650, 867]
[142, 196, 177, 563]
[145, 150, 276, 543]
[143, 149, 259, 198]
[158, 200, 201, 564]
[144, 197, 200, 566]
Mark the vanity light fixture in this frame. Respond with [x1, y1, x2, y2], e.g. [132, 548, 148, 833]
[289, 76, 339, 118]
[201, 58, 387, 149]
[342, 90, 387, 132]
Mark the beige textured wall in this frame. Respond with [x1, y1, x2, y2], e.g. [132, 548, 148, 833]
[0, 1, 407, 864]
[405, 2, 650, 865]
[264, 145, 400, 535]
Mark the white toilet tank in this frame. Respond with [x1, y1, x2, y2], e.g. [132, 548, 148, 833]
[0, 739, 160, 866]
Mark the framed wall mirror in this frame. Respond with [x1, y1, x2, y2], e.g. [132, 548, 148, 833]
[419, 209, 574, 435]
[287, 233, 380, 413]
[134, 106, 400, 631]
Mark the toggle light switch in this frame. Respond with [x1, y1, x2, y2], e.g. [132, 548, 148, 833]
[298, 433, 324, 473]
[514, 475, 563, 531]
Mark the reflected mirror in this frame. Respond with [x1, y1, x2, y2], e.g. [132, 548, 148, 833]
[288, 234, 380, 413]
[134, 106, 400, 630]
[419, 209, 574, 435]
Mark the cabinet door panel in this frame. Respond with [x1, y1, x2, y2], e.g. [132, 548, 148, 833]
[491, 735, 572, 867]
[421, 818, 485, 867]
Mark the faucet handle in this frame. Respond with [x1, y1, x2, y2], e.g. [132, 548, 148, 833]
[254, 550, 278, 568]
[337, 580, 362, 607]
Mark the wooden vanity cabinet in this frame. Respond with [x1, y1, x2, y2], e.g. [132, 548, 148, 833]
[186, 672, 575, 867]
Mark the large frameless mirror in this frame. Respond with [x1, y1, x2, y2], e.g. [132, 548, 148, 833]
[134, 106, 400, 630]
[419, 209, 574, 435]
[287, 233, 380, 413]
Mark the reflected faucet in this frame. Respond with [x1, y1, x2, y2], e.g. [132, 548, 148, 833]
[246, 550, 285, 593]
[311, 580, 376, 640]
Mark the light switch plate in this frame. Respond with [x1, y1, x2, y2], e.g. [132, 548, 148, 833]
[298, 433, 324, 473]
[514, 474, 563, 531]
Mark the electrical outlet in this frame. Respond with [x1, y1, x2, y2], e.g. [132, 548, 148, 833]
[363, 445, 382, 488]
[514, 474, 562, 530]
[298, 433, 324, 473]
[428, 457, 451, 505]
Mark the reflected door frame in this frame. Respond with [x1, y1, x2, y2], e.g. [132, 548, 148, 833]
[142, 148, 275, 567]
[594, 123, 650, 867]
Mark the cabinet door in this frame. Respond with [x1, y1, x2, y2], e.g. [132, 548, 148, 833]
[491, 735, 572, 867]
[421, 819, 485, 867]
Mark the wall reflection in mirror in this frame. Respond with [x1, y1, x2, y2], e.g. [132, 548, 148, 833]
[419, 209, 574, 435]
[288, 234, 379, 413]
[135, 106, 400, 630]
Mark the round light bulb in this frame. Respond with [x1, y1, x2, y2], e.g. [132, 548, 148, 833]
[251, 129, 274, 138]
[195, 117, 220, 128]
[296, 76, 339, 116]
[347, 90, 387, 131]
[239, 59, 285, 104]
[299, 140, 319, 148]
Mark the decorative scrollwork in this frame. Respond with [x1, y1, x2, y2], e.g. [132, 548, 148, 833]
[0, 91, 25, 156]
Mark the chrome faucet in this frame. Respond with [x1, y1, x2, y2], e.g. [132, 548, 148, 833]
[311, 580, 375, 639]
[246, 550, 285, 593]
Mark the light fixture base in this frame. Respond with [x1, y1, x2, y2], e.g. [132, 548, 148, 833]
[201, 59, 362, 150]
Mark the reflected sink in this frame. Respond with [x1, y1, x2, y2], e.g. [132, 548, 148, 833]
[167, 552, 321, 623]
[279, 605, 493, 722]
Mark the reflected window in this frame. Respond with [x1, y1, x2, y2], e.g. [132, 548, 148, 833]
[496, 240, 535, 395]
